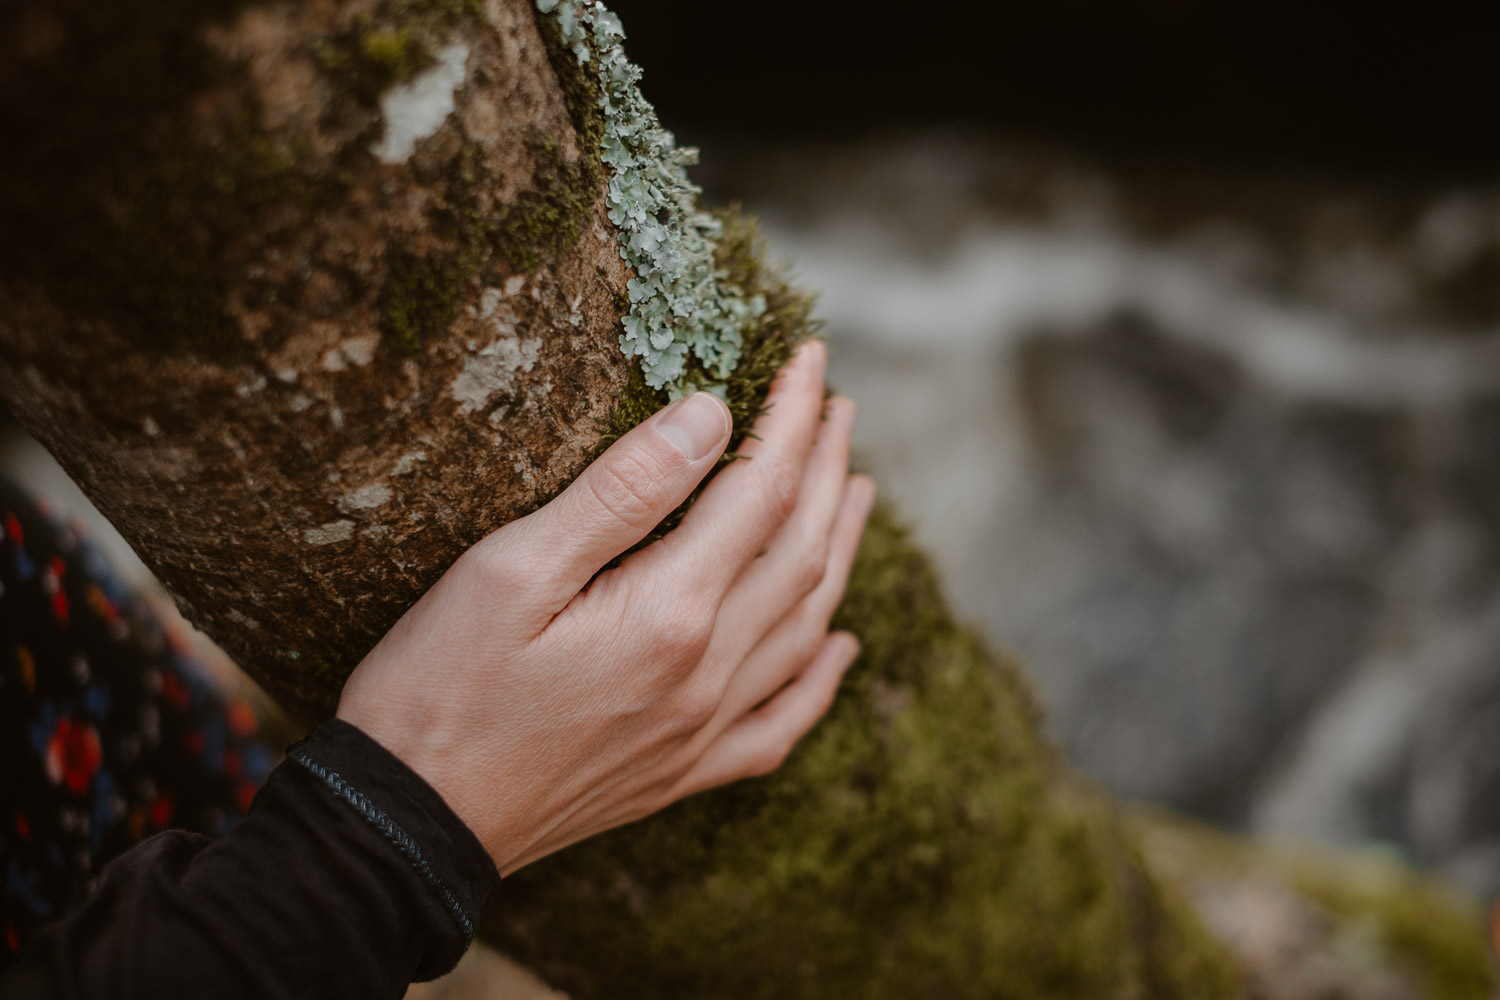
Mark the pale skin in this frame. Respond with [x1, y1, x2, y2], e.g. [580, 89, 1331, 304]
[338, 341, 875, 875]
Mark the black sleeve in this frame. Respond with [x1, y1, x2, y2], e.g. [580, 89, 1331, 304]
[0, 719, 500, 1000]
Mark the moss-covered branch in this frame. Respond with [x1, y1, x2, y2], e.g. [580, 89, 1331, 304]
[490, 498, 1240, 998]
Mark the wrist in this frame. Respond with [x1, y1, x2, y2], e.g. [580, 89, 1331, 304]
[334, 701, 520, 871]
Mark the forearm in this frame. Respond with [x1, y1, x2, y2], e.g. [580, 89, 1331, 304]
[0, 721, 499, 1000]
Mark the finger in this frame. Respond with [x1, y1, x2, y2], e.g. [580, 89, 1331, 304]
[641, 340, 828, 599]
[492, 391, 730, 614]
[711, 474, 875, 723]
[671, 631, 860, 797]
[712, 396, 857, 658]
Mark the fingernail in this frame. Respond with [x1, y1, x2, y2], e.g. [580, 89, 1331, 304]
[656, 392, 729, 461]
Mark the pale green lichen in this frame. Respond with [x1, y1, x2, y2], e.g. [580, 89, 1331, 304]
[536, 0, 764, 395]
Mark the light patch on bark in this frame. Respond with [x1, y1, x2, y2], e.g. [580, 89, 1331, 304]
[320, 333, 380, 372]
[304, 519, 355, 545]
[450, 336, 542, 413]
[392, 451, 427, 476]
[371, 42, 470, 164]
[342, 482, 393, 510]
[339, 334, 378, 367]
[469, 287, 518, 336]
[510, 453, 538, 491]
[226, 608, 262, 630]
[119, 447, 200, 482]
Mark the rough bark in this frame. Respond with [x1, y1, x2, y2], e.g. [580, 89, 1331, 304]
[0, 0, 629, 715]
[1, 1, 1492, 997]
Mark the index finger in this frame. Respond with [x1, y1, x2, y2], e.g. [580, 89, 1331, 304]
[641, 340, 829, 599]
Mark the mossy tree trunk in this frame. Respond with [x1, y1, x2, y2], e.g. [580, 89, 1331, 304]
[0, 1, 1490, 997]
[0, 0, 640, 715]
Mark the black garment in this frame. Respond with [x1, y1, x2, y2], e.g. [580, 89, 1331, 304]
[0, 720, 500, 999]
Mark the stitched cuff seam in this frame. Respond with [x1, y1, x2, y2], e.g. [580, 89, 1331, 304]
[287, 747, 475, 942]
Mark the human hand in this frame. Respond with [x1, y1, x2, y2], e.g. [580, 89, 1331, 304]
[336, 342, 875, 874]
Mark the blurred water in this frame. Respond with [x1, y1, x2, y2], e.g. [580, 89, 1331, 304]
[703, 133, 1500, 895]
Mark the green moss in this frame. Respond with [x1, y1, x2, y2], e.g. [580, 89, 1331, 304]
[1135, 810, 1496, 1000]
[483, 189, 1243, 995]
[490, 506, 1241, 998]
[375, 127, 603, 355]
[704, 207, 819, 435]
[377, 253, 469, 356]
[309, 0, 486, 106]
[494, 136, 598, 272]
[535, 9, 605, 176]
[484, 3, 605, 277]
[1285, 850, 1497, 1000]
[313, 27, 434, 102]
[359, 28, 424, 81]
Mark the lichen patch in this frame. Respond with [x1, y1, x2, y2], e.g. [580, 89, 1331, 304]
[371, 41, 470, 164]
[303, 519, 356, 545]
[341, 483, 394, 510]
[118, 447, 200, 483]
[319, 333, 381, 372]
[469, 286, 519, 335]
[536, 0, 764, 395]
[449, 336, 542, 413]
[226, 608, 262, 630]
[392, 450, 428, 476]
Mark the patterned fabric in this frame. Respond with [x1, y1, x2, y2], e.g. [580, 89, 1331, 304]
[0, 478, 274, 965]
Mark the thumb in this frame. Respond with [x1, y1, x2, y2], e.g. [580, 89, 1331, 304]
[519, 391, 731, 603]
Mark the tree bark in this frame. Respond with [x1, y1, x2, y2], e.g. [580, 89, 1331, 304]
[0, 1, 1491, 997]
[1, 0, 635, 715]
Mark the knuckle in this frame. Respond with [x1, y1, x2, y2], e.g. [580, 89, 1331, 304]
[787, 627, 826, 672]
[671, 683, 721, 735]
[794, 547, 829, 596]
[653, 604, 715, 667]
[463, 535, 523, 587]
[760, 457, 801, 524]
[588, 449, 678, 529]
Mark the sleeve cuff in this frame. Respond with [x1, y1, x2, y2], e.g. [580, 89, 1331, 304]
[284, 719, 500, 976]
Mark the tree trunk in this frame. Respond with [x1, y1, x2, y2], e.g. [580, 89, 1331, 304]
[0, 1, 1491, 997]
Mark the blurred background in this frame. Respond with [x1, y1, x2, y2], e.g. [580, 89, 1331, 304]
[5, 0, 1497, 903]
[609, 0, 1500, 897]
